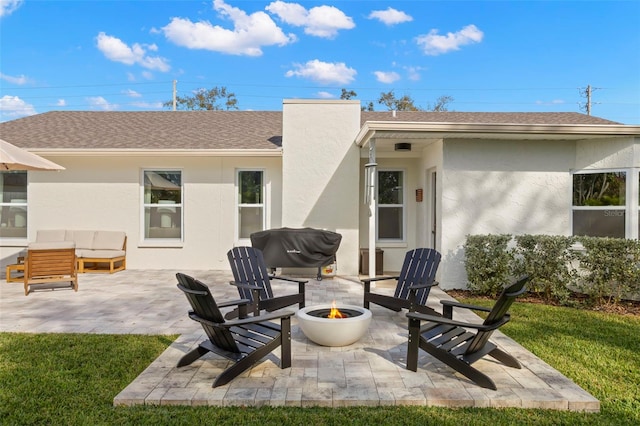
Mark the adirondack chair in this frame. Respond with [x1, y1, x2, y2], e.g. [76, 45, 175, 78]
[226, 246, 307, 319]
[405, 275, 530, 390]
[175, 273, 293, 388]
[362, 248, 441, 315]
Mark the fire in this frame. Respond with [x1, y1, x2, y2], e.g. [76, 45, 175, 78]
[328, 300, 345, 319]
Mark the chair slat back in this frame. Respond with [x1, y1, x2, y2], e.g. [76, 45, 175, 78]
[394, 248, 441, 305]
[176, 273, 240, 353]
[227, 247, 274, 301]
[26, 248, 76, 278]
[467, 276, 529, 354]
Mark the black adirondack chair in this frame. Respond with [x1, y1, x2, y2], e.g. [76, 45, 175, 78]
[362, 248, 441, 315]
[405, 275, 530, 390]
[175, 272, 293, 388]
[226, 246, 307, 319]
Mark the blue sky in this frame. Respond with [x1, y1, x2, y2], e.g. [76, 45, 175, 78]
[1, 0, 639, 123]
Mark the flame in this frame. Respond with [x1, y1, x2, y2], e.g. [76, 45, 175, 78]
[328, 300, 345, 319]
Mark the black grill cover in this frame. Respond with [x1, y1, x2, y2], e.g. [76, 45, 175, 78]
[250, 227, 342, 268]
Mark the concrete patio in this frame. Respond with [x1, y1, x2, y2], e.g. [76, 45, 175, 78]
[0, 269, 599, 411]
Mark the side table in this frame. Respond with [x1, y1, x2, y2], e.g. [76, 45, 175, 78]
[6, 256, 25, 283]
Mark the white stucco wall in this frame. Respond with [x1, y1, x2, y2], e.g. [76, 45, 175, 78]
[439, 138, 577, 289]
[1, 154, 282, 272]
[281, 100, 361, 275]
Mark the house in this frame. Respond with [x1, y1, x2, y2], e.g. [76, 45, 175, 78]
[2, 100, 640, 288]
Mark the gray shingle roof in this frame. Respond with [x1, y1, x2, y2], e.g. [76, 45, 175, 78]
[0, 110, 621, 151]
[0, 111, 283, 150]
[361, 111, 621, 125]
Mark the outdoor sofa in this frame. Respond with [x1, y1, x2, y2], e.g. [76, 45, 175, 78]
[35, 230, 126, 273]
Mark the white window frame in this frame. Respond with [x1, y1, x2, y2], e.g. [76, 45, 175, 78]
[571, 168, 635, 239]
[141, 169, 183, 244]
[236, 169, 266, 243]
[0, 171, 28, 242]
[376, 168, 406, 242]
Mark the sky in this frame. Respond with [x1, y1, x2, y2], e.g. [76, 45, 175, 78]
[1, 0, 639, 124]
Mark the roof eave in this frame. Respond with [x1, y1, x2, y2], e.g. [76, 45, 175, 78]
[355, 121, 640, 147]
[21, 149, 283, 157]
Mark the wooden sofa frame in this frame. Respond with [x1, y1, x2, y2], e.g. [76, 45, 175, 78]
[77, 236, 127, 274]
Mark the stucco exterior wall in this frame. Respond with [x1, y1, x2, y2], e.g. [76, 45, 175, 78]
[1, 155, 282, 272]
[575, 137, 640, 169]
[439, 138, 576, 289]
[282, 100, 361, 275]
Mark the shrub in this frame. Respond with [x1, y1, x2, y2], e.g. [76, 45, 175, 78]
[512, 235, 578, 304]
[575, 236, 640, 306]
[463, 234, 513, 296]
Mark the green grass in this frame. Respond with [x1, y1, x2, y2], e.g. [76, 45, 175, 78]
[1, 302, 638, 425]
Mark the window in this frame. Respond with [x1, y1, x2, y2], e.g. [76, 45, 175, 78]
[237, 170, 264, 239]
[572, 171, 626, 238]
[143, 170, 182, 239]
[0, 171, 28, 239]
[377, 170, 404, 240]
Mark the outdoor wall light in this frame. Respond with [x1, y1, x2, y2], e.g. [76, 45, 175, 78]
[394, 142, 412, 151]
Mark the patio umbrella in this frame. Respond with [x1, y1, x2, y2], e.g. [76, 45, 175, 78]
[144, 171, 180, 190]
[0, 138, 65, 171]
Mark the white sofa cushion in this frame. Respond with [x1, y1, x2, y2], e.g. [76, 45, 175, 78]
[77, 249, 125, 259]
[36, 230, 67, 242]
[67, 230, 95, 249]
[92, 231, 125, 250]
[28, 241, 76, 250]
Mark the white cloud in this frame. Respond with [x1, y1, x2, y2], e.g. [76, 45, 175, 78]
[96, 32, 170, 71]
[162, 0, 295, 56]
[404, 66, 424, 81]
[267, 1, 354, 38]
[0, 0, 23, 18]
[130, 101, 163, 109]
[0, 95, 36, 120]
[285, 59, 356, 84]
[416, 24, 484, 55]
[316, 91, 334, 99]
[374, 71, 400, 84]
[56, 99, 66, 107]
[87, 96, 118, 111]
[123, 89, 142, 98]
[536, 99, 565, 105]
[368, 7, 412, 26]
[0, 72, 30, 85]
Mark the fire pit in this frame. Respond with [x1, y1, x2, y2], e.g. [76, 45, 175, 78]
[296, 302, 372, 347]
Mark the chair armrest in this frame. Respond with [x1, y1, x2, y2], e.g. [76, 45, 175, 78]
[224, 309, 295, 326]
[229, 281, 262, 291]
[217, 298, 251, 309]
[269, 275, 308, 285]
[441, 299, 492, 313]
[406, 311, 510, 331]
[361, 275, 399, 284]
[408, 280, 439, 290]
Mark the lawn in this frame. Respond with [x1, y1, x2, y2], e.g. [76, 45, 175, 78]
[1, 301, 638, 425]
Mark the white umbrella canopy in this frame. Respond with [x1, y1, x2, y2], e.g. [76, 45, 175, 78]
[0, 139, 65, 171]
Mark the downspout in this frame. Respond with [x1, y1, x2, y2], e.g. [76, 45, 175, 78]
[365, 139, 377, 277]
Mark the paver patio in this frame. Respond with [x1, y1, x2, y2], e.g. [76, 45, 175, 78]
[0, 269, 599, 411]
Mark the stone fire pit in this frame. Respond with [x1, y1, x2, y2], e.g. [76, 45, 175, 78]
[296, 304, 372, 347]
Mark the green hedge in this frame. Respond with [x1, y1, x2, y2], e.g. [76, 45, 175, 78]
[463, 234, 640, 307]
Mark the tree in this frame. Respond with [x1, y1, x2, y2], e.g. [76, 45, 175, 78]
[377, 91, 454, 112]
[164, 86, 238, 111]
[425, 95, 454, 112]
[378, 91, 420, 111]
[340, 88, 357, 100]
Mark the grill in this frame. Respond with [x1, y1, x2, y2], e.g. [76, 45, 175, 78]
[250, 227, 342, 280]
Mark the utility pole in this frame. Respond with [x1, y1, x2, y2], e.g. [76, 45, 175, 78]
[579, 84, 599, 116]
[172, 80, 177, 111]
